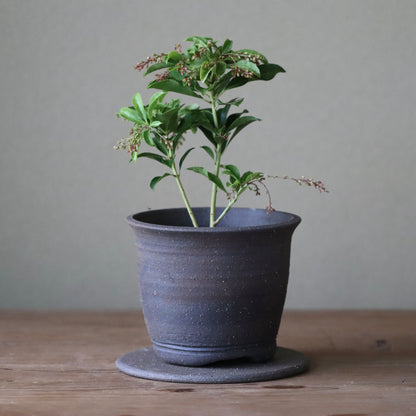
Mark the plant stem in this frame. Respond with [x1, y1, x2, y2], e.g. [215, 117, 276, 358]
[171, 162, 198, 227]
[210, 91, 219, 128]
[213, 188, 244, 227]
[209, 91, 220, 227]
[210, 143, 222, 227]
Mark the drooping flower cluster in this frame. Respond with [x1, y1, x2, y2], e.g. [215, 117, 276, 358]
[114, 124, 149, 154]
[269, 175, 329, 193]
[134, 52, 166, 71]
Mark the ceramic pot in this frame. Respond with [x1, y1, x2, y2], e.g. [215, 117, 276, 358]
[126, 207, 301, 367]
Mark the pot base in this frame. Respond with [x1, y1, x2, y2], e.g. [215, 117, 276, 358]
[153, 340, 276, 367]
[116, 346, 308, 384]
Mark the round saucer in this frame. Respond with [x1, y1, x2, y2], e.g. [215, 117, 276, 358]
[116, 346, 308, 384]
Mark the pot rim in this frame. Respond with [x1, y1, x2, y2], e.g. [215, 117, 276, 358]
[126, 207, 301, 233]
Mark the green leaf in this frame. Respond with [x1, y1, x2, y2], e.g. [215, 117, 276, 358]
[156, 107, 179, 133]
[118, 107, 144, 124]
[182, 103, 199, 111]
[187, 166, 227, 193]
[259, 63, 285, 80]
[194, 111, 217, 133]
[149, 91, 167, 110]
[152, 136, 169, 156]
[143, 129, 154, 146]
[201, 145, 214, 160]
[129, 151, 138, 163]
[150, 173, 171, 190]
[176, 114, 195, 135]
[227, 115, 260, 132]
[167, 51, 183, 62]
[150, 121, 162, 127]
[179, 147, 195, 170]
[200, 63, 214, 83]
[132, 93, 147, 121]
[148, 93, 167, 122]
[208, 173, 227, 193]
[137, 152, 170, 167]
[235, 49, 268, 64]
[236, 60, 261, 77]
[225, 76, 249, 90]
[226, 63, 285, 90]
[199, 126, 216, 146]
[217, 105, 231, 127]
[185, 36, 213, 46]
[222, 39, 233, 54]
[224, 110, 249, 130]
[212, 72, 233, 95]
[148, 78, 203, 99]
[144, 62, 172, 76]
[218, 97, 244, 107]
[215, 62, 226, 77]
[227, 116, 260, 146]
[168, 70, 184, 82]
[241, 171, 263, 183]
[193, 82, 208, 96]
[222, 164, 240, 179]
[240, 170, 253, 183]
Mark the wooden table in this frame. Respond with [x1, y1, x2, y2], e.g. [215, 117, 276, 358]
[0, 311, 415, 415]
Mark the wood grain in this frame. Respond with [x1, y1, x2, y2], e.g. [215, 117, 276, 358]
[0, 310, 415, 416]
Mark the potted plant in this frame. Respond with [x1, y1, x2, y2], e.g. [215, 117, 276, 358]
[115, 36, 327, 383]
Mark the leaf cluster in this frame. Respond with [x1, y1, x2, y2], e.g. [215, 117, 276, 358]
[144, 36, 285, 100]
[116, 36, 287, 226]
[117, 92, 199, 167]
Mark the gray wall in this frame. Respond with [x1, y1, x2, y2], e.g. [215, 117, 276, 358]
[1, 0, 415, 310]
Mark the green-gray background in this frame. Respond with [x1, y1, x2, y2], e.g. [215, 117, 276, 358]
[1, 0, 415, 309]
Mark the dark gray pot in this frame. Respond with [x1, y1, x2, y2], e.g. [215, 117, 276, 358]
[126, 207, 301, 367]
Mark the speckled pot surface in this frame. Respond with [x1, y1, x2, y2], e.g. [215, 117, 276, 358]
[126, 207, 301, 367]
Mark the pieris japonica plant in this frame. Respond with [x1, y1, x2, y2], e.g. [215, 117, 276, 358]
[115, 36, 327, 227]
